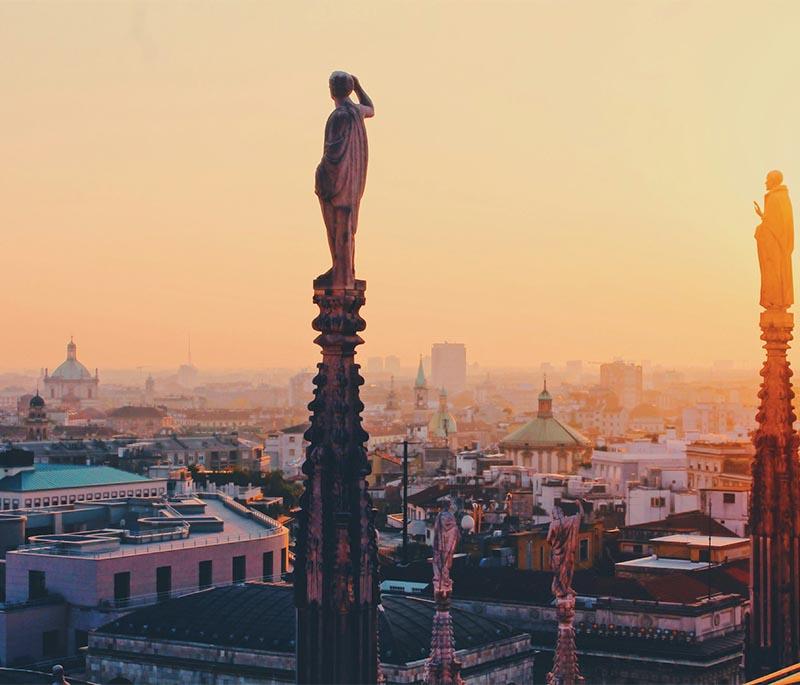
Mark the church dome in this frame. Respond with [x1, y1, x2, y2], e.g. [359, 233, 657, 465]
[51, 359, 92, 380]
[500, 381, 589, 450]
[29, 393, 45, 408]
[428, 408, 457, 439]
[50, 339, 93, 380]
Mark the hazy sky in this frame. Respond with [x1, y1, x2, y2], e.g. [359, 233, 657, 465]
[2, 1, 798, 372]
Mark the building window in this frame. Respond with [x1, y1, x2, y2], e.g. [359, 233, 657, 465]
[24, 499, 32, 507]
[232, 555, 246, 583]
[103, 492, 109, 499]
[43, 498, 49, 507]
[280, 548, 287, 575]
[156, 566, 172, 601]
[723, 492, 736, 504]
[650, 497, 666, 508]
[262, 552, 274, 582]
[77, 495, 84, 502]
[114, 572, 130, 607]
[579, 538, 589, 562]
[87, 494, 93, 501]
[42, 629, 59, 658]
[29, 570, 47, 600]
[199, 560, 213, 589]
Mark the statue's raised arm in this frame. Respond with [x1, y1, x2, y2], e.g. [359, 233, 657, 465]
[755, 170, 794, 310]
[315, 71, 373, 289]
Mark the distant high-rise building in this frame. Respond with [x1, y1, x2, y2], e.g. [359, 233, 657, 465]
[431, 342, 466, 395]
[366, 357, 384, 373]
[144, 375, 156, 405]
[599, 361, 643, 409]
[288, 372, 314, 408]
[384, 355, 401, 373]
[565, 360, 583, 381]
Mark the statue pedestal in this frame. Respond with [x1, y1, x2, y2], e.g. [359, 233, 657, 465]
[547, 596, 584, 685]
[425, 592, 463, 685]
[747, 307, 800, 677]
[295, 277, 379, 684]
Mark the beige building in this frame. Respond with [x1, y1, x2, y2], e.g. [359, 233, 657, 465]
[500, 385, 591, 474]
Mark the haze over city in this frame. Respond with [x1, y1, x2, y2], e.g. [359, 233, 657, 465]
[3, 1, 799, 371]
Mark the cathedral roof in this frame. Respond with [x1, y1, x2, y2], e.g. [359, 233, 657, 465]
[500, 416, 590, 449]
[93, 583, 524, 667]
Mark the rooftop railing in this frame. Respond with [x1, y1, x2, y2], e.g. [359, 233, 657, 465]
[14, 528, 284, 559]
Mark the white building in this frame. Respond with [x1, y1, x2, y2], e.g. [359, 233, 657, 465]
[264, 423, 309, 475]
[591, 438, 687, 497]
[0, 448, 166, 511]
[625, 486, 698, 526]
[700, 488, 749, 537]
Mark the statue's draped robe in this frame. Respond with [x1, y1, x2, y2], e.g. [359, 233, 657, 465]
[756, 185, 794, 309]
[315, 100, 368, 227]
[432, 511, 459, 595]
[548, 510, 582, 598]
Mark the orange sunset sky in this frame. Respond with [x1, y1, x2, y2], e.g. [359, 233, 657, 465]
[1, 1, 799, 372]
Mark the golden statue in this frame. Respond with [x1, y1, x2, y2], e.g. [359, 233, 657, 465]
[754, 170, 794, 310]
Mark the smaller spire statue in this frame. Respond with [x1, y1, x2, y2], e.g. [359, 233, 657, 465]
[754, 170, 794, 311]
[546, 500, 585, 685]
[425, 501, 463, 685]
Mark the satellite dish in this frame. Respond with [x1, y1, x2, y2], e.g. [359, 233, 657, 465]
[461, 514, 475, 532]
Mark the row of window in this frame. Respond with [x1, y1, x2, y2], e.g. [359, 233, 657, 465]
[2, 487, 166, 510]
[28, 549, 288, 605]
[110, 549, 288, 605]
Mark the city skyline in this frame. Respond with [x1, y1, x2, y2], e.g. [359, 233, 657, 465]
[3, 2, 799, 370]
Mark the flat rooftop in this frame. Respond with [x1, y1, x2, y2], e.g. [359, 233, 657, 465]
[616, 556, 712, 572]
[12, 494, 283, 559]
[652, 534, 748, 548]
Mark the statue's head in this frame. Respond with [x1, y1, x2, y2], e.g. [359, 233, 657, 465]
[329, 71, 354, 99]
[766, 169, 784, 190]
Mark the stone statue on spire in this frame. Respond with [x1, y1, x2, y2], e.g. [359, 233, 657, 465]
[546, 499, 585, 685]
[425, 501, 463, 685]
[747, 170, 800, 677]
[754, 170, 794, 310]
[315, 71, 374, 288]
